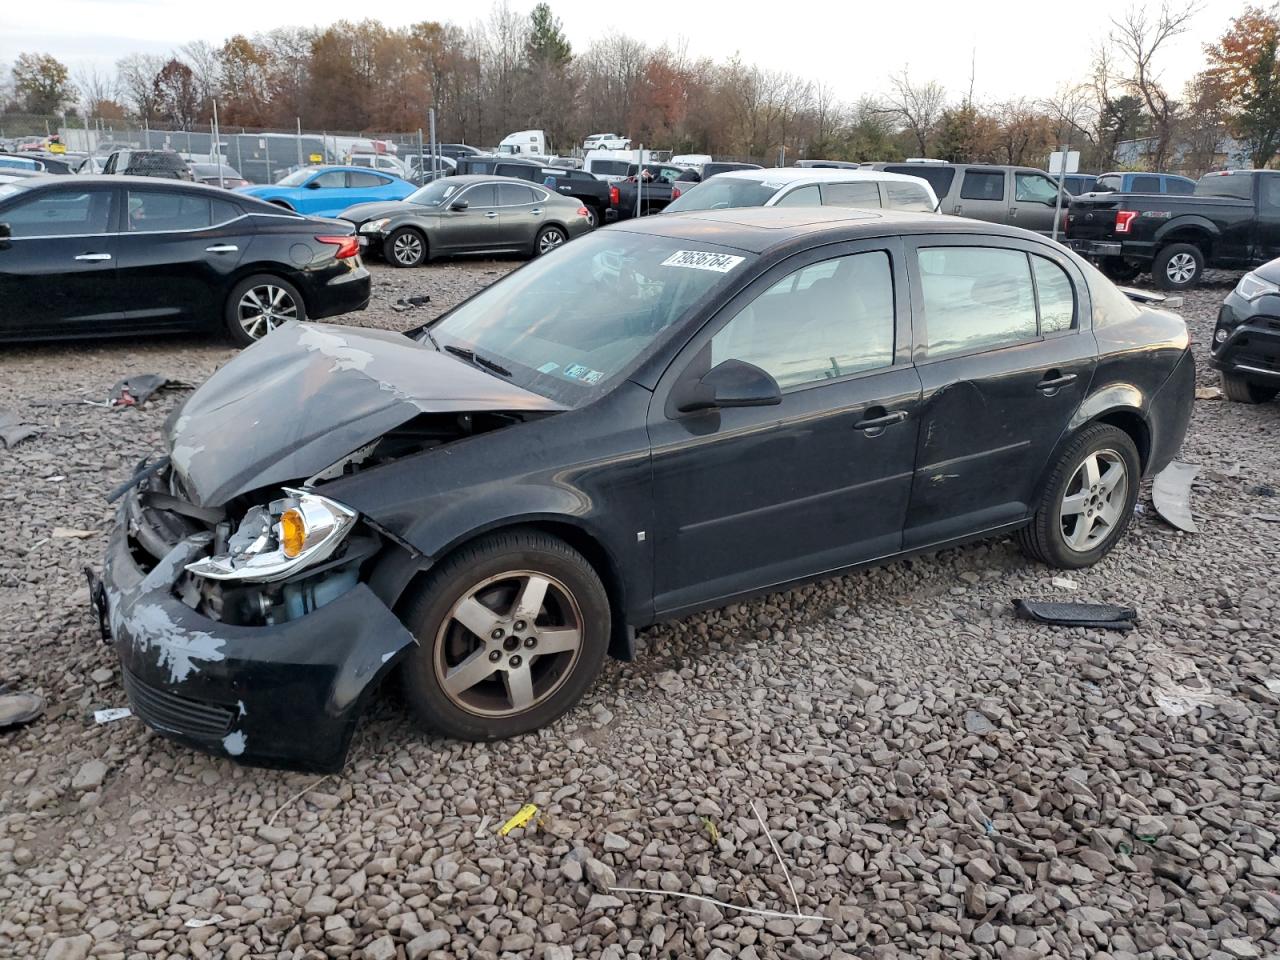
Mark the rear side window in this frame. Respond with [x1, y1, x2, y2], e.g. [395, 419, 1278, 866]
[1032, 256, 1076, 333]
[960, 170, 1005, 201]
[711, 251, 895, 388]
[126, 191, 212, 231]
[774, 185, 821, 206]
[347, 171, 388, 188]
[497, 183, 537, 205]
[1130, 175, 1161, 193]
[919, 247, 1037, 359]
[211, 198, 242, 223]
[4, 189, 111, 237]
[1167, 178, 1195, 195]
[886, 164, 956, 198]
[820, 181, 882, 208]
[1196, 174, 1253, 200]
[884, 181, 935, 212]
[311, 171, 346, 188]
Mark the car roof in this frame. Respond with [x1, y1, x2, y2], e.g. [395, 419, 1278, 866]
[609, 206, 1046, 254]
[708, 168, 933, 187]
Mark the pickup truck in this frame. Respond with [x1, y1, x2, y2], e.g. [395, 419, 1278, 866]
[453, 156, 611, 227]
[608, 164, 688, 220]
[1065, 169, 1280, 289]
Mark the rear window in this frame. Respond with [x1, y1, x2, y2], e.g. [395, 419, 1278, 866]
[885, 164, 956, 198]
[1167, 178, 1195, 195]
[665, 177, 779, 212]
[885, 181, 935, 212]
[1195, 174, 1254, 200]
[589, 160, 631, 177]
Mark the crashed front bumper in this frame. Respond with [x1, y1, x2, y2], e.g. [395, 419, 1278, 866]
[99, 489, 415, 772]
[1211, 295, 1280, 382]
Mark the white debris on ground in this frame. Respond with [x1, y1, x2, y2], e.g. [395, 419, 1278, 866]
[0, 263, 1277, 959]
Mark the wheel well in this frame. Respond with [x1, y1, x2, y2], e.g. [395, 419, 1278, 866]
[268, 199, 294, 210]
[1095, 409, 1151, 471]
[396, 520, 634, 661]
[1159, 229, 1211, 259]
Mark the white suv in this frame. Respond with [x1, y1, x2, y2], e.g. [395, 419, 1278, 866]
[665, 168, 938, 214]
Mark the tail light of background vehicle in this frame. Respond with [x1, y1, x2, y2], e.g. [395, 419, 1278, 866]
[1114, 210, 1139, 234]
[672, 187, 681, 199]
[609, 185, 620, 206]
[316, 235, 360, 259]
[577, 207, 590, 218]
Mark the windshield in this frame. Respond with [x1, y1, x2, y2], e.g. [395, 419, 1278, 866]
[276, 169, 316, 187]
[430, 231, 754, 407]
[666, 177, 780, 212]
[406, 180, 463, 205]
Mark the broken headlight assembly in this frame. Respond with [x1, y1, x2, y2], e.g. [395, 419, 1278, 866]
[359, 218, 392, 234]
[186, 489, 357, 583]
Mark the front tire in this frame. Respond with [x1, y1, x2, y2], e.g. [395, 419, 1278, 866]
[1153, 243, 1204, 290]
[1017, 424, 1141, 569]
[535, 225, 568, 256]
[225, 274, 305, 346]
[400, 530, 610, 741]
[386, 227, 426, 267]
[1221, 370, 1279, 404]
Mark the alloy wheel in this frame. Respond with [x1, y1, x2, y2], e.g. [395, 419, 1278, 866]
[1165, 253, 1197, 285]
[237, 284, 297, 340]
[392, 232, 423, 265]
[1060, 449, 1128, 553]
[434, 570, 584, 717]
[538, 229, 566, 254]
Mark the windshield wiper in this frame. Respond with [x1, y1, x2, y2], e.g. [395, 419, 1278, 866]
[444, 343, 512, 378]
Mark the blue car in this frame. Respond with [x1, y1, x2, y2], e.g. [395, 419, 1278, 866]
[1092, 171, 1196, 195]
[237, 166, 416, 217]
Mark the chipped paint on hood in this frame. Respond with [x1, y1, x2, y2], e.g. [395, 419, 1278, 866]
[165, 322, 564, 507]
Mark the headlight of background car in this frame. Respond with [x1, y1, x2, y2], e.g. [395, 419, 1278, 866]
[359, 218, 391, 234]
[1235, 272, 1280, 301]
[186, 489, 356, 582]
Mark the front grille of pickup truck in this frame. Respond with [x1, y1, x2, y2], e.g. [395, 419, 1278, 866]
[123, 668, 235, 739]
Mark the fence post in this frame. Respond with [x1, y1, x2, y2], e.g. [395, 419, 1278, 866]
[297, 118, 303, 167]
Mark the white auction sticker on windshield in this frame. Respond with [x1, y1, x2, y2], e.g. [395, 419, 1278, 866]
[662, 250, 745, 273]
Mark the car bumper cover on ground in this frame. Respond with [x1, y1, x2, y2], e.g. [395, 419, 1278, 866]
[98, 492, 415, 772]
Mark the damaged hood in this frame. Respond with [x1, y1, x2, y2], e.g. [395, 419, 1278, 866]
[167, 322, 563, 507]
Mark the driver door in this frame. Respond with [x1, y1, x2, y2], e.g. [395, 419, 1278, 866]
[434, 183, 501, 253]
[295, 169, 348, 215]
[1013, 171, 1068, 235]
[647, 239, 923, 616]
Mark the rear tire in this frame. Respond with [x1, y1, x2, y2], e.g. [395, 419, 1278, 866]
[1017, 424, 1141, 569]
[1153, 243, 1204, 290]
[1099, 257, 1141, 284]
[585, 205, 602, 229]
[535, 225, 568, 256]
[399, 530, 610, 741]
[386, 227, 427, 267]
[1221, 370, 1279, 404]
[225, 274, 305, 346]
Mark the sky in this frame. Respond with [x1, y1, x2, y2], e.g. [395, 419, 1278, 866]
[1, 0, 1244, 107]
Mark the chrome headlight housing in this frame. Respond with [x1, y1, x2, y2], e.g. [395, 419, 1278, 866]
[359, 218, 391, 234]
[186, 488, 357, 583]
[1235, 271, 1280, 301]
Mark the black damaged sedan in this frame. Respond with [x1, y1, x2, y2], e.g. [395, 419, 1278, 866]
[96, 208, 1195, 770]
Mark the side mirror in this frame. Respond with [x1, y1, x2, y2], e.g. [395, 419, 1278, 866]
[675, 359, 781, 413]
[449, 199, 469, 211]
[0, 223, 10, 240]
[305, 180, 322, 190]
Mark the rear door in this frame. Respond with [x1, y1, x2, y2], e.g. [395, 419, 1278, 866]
[495, 183, 545, 249]
[902, 237, 1095, 548]
[0, 184, 120, 336]
[952, 168, 1009, 223]
[114, 187, 247, 330]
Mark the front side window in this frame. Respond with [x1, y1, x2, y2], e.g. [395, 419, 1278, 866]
[885, 181, 935, 212]
[126, 191, 212, 231]
[820, 181, 882, 209]
[919, 247, 1037, 359]
[459, 184, 497, 207]
[774, 185, 821, 206]
[711, 251, 895, 390]
[310, 171, 347, 189]
[960, 170, 1006, 201]
[1015, 173, 1059, 204]
[430, 232, 754, 407]
[4, 189, 111, 237]
[407, 179, 463, 207]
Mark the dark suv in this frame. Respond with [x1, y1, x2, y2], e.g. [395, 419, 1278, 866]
[102, 150, 193, 181]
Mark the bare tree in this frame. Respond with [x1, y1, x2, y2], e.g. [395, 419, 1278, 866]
[116, 53, 165, 122]
[883, 69, 946, 155]
[179, 40, 221, 113]
[1109, 2, 1199, 169]
[74, 65, 117, 116]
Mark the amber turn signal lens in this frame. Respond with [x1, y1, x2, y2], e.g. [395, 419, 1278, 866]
[280, 509, 306, 558]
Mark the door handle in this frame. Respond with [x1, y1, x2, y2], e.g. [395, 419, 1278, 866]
[1036, 372, 1078, 392]
[853, 409, 908, 432]
[74, 253, 111, 262]
[205, 244, 238, 253]
[530, 208, 543, 215]
[954, 204, 963, 215]
[484, 211, 498, 219]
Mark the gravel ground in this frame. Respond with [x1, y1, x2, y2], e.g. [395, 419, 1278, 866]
[0, 258, 1278, 960]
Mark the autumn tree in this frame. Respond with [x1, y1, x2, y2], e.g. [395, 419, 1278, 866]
[12, 53, 75, 114]
[1203, 5, 1280, 167]
[217, 36, 270, 126]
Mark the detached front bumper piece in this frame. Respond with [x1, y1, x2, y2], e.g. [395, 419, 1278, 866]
[100, 493, 415, 772]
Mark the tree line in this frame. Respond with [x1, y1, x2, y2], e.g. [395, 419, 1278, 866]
[3, 2, 1280, 175]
